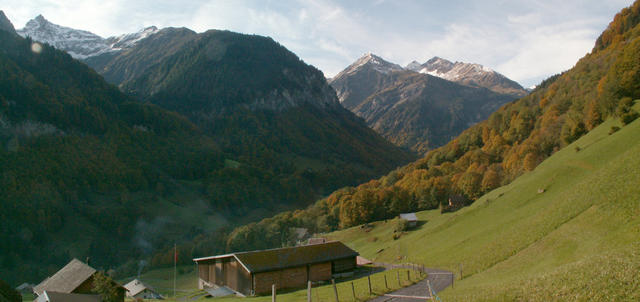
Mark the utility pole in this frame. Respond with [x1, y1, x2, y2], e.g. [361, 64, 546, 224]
[174, 243, 177, 298]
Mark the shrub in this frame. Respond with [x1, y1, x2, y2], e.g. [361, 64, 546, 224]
[394, 219, 409, 233]
[609, 126, 621, 135]
[92, 272, 120, 302]
[0, 278, 21, 302]
[621, 112, 639, 125]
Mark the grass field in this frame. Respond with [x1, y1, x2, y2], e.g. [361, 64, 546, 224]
[327, 114, 640, 301]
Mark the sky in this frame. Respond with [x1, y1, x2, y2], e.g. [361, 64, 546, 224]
[1, 0, 634, 87]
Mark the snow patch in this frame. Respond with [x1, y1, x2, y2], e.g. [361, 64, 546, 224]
[17, 15, 158, 59]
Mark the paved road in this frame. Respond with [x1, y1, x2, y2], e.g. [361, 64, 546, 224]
[368, 268, 453, 301]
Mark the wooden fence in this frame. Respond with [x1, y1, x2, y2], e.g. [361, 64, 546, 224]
[270, 263, 427, 302]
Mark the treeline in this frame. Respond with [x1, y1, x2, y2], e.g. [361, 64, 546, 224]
[159, 0, 640, 268]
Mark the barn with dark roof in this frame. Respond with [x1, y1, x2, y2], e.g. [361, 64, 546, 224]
[193, 241, 359, 296]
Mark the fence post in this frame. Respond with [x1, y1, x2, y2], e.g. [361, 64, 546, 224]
[307, 281, 312, 302]
[272, 284, 276, 302]
[351, 282, 356, 301]
[396, 270, 400, 286]
[427, 280, 434, 301]
[332, 279, 339, 302]
[451, 272, 454, 289]
[367, 274, 372, 294]
[407, 270, 410, 282]
[384, 274, 388, 289]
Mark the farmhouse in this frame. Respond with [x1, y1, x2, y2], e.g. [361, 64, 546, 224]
[193, 241, 359, 296]
[398, 213, 418, 228]
[124, 279, 162, 300]
[33, 259, 125, 302]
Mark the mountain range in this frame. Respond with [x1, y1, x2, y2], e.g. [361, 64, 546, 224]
[405, 56, 527, 97]
[16, 15, 159, 59]
[330, 53, 524, 154]
[0, 12, 413, 285]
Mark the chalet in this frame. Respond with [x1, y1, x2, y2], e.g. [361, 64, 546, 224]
[193, 241, 359, 296]
[36, 291, 101, 302]
[33, 259, 125, 302]
[124, 279, 162, 300]
[398, 213, 418, 228]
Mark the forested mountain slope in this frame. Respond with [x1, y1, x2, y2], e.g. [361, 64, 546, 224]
[0, 24, 413, 285]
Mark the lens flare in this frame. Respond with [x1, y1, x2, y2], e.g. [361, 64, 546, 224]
[31, 42, 42, 54]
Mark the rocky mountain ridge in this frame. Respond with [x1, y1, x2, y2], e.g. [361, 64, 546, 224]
[406, 56, 527, 97]
[329, 53, 517, 154]
[16, 15, 158, 59]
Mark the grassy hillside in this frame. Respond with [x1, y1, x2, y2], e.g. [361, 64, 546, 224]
[327, 111, 640, 301]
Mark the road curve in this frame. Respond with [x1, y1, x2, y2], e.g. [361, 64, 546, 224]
[368, 268, 454, 302]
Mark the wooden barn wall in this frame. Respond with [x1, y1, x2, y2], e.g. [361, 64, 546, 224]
[309, 262, 331, 281]
[219, 258, 251, 296]
[208, 264, 216, 283]
[332, 257, 356, 273]
[198, 263, 210, 282]
[253, 266, 307, 295]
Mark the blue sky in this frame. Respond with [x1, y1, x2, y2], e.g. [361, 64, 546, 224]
[2, 0, 634, 87]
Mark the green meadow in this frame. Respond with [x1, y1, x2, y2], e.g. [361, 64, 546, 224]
[327, 113, 640, 301]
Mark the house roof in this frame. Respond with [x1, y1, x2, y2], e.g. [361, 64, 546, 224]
[399, 213, 418, 222]
[37, 291, 101, 302]
[34, 259, 96, 296]
[124, 279, 157, 297]
[307, 237, 327, 245]
[291, 227, 309, 240]
[16, 283, 34, 291]
[194, 241, 359, 273]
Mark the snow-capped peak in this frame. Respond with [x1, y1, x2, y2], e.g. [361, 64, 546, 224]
[344, 52, 403, 75]
[106, 26, 159, 51]
[17, 15, 109, 59]
[16, 15, 158, 59]
[405, 60, 422, 71]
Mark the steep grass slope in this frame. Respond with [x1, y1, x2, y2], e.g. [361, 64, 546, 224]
[328, 112, 640, 301]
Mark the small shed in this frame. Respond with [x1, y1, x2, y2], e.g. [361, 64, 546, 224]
[398, 213, 418, 228]
[194, 241, 359, 296]
[307, 237, 327, 245]
[33, 259, 125, 302]
[36, 291, 101, 302]
[124, 279, 162, 300]
[448, 195, 467, 208]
